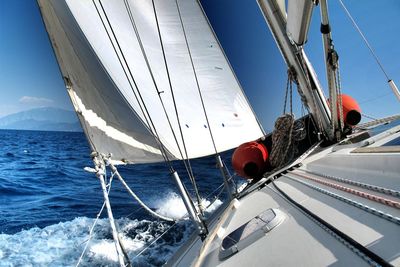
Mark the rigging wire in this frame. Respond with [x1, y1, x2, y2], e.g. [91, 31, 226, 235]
[76, 170, 115, 267]
[93, 0, 174, 172]
[361, 113, 378, 121]
[107, 159, 175, 222]
[132, 220, 180, 261]
[95, 1, 209, 235]
[338, 0, 400, 103]
[122, 0, 184, 165]
[124, 0, 201, 209]
[196, 0, 266, 135]
[359, 92, 392, 105]
[150, 0, 202, 210]
[174, 0, 235, 200]
[94, 155, 131, 266]
[337, 0, 390, 81]
[174, 0, 219, 156]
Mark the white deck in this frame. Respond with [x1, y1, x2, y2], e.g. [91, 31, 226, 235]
[169, 125, 400, 266]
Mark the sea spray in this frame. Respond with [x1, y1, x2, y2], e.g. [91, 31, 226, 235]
[0, 192, 223, 266]
[0, 130, 232, 266]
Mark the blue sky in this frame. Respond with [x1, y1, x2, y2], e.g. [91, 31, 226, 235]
[0, 0, 399, 130]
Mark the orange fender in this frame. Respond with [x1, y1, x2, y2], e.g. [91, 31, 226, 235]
[328, 94, 362, 126]
[232, 141, 268, 179]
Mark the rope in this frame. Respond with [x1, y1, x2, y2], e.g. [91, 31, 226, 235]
[270, 114, 295, 168]
[298, 52, 328, 139]
[106, 159, 175, 222]
[270, 71, 294, 168]
[271, 182, 391, 267]
[94, 0, 174, 172]
[282, 71, 292, 115]
[334, 59, 345, 131]
[292, 171, 400, 209]
[270, 70, 305, 168]
[300, 169, 400, 198]
[285, 174, 400, 225]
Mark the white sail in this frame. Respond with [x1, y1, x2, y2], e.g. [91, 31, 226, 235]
[38, 0, 264, 164]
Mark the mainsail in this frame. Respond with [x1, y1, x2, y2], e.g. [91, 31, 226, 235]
[38, 0, 264, 164]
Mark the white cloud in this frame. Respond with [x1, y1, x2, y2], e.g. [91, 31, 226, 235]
[19, 96, 54, 105]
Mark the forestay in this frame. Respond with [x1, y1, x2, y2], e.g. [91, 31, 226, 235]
[38, 0, 264, 164]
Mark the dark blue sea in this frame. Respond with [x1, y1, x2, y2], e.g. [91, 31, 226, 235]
[0, 129, 236, 266]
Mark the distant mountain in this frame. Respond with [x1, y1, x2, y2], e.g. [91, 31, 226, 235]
[0, 107, 82, 132]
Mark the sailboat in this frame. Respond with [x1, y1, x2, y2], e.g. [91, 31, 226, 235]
[37, 0, 400, 266]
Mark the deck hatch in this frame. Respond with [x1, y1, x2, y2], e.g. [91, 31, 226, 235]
[219, 208, 284, 260]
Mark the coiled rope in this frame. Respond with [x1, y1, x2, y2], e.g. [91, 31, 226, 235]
[270, 70, 306, 168]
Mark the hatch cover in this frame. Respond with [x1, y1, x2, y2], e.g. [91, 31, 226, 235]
[219, 208, 285, 260]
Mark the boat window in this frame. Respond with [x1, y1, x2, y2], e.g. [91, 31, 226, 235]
[219, 209, 284, 260]
[382, 136, 400, 146]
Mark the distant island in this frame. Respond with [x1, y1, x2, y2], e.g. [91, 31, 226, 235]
[0, 107, 82, 132]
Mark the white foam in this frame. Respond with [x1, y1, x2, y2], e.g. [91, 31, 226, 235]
[89, 239, 119, 262]
[0, 194, 223, 266]
[153, 192, 223, 220]
[154, 192, 188, 219]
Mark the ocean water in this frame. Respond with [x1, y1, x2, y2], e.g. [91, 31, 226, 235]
[0, 129, 234, 266]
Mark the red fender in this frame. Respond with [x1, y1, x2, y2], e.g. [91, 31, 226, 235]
[232, 141, 269, 179]
[328, 94, 362, 126]
[341, 94, 361, 126]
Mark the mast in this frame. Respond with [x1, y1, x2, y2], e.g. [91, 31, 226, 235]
[319, 0, 341, 140]
[257, 0, 335, 140]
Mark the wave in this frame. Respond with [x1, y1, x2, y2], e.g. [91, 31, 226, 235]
[0, 194, 223, 266]
[0, 217, 190, 266]
[153, 192, 223, 219]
